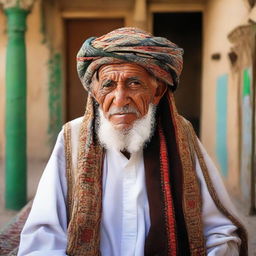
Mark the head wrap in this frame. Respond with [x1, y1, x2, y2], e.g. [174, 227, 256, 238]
[77, 27, 184, 91]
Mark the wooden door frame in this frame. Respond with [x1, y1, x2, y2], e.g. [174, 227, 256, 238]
[62, 11, 130, 22]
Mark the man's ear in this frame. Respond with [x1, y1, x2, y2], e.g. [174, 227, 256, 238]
[152, 80, 167, 105]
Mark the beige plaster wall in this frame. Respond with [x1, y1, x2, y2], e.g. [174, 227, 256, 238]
[59, 0, 133, 12]
[0, 0, 51, 161]
[26, 0, 50, 160]
[201, 0, 249, 189]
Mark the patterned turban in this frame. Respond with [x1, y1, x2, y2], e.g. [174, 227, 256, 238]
[77, 27, 184, 91]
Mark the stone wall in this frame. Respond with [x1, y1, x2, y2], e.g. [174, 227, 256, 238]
[201, 0, 250, 191]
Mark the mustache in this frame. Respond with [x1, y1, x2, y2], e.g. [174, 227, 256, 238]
[109, 105, 139, 116]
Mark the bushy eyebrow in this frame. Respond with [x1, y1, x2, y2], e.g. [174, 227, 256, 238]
[101, 79, 114, 87]
[126, 76, 143, 83]
[98, 73, 147, 85]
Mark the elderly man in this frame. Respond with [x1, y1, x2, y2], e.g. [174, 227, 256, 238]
[18, 27, 247, 256]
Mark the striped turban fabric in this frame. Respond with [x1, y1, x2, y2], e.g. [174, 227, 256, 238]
[77, 27, 184, 91]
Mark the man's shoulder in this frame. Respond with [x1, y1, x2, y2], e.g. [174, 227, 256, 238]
[62, 116, 84, 142]
[68, 116, 84, 126]
[64, 116, 84, 130]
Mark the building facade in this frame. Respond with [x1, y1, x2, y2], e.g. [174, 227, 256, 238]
[0, 0, 255, 210]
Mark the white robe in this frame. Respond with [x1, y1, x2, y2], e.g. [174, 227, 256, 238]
[18, 117, 241, 256]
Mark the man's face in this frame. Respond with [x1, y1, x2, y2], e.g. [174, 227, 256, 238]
[91, 63, 166, 131]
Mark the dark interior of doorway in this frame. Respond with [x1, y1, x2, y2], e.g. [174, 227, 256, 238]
[154, 12, 202, 136]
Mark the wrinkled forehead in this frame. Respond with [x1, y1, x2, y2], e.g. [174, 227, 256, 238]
[97, 62, 156, 81]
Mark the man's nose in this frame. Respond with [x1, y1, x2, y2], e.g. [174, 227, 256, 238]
[113, 85, 130, 107]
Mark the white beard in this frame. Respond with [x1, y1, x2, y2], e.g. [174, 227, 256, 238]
[96, 104, 156, 153]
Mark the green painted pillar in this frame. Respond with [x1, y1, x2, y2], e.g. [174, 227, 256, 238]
[4, 7, 29, 210]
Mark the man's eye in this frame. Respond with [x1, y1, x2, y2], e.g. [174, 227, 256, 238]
[102, 81, 114, 88]
[129, 80, 141, 87]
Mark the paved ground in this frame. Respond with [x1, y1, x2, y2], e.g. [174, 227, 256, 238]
[228, 190, 256, 256]
[0, 160, 46, 227]
[0, 159, 255, 255]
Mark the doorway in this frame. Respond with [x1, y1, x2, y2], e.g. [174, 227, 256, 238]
[65, 18, 124, 121]
[154, 12, 202, 136]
